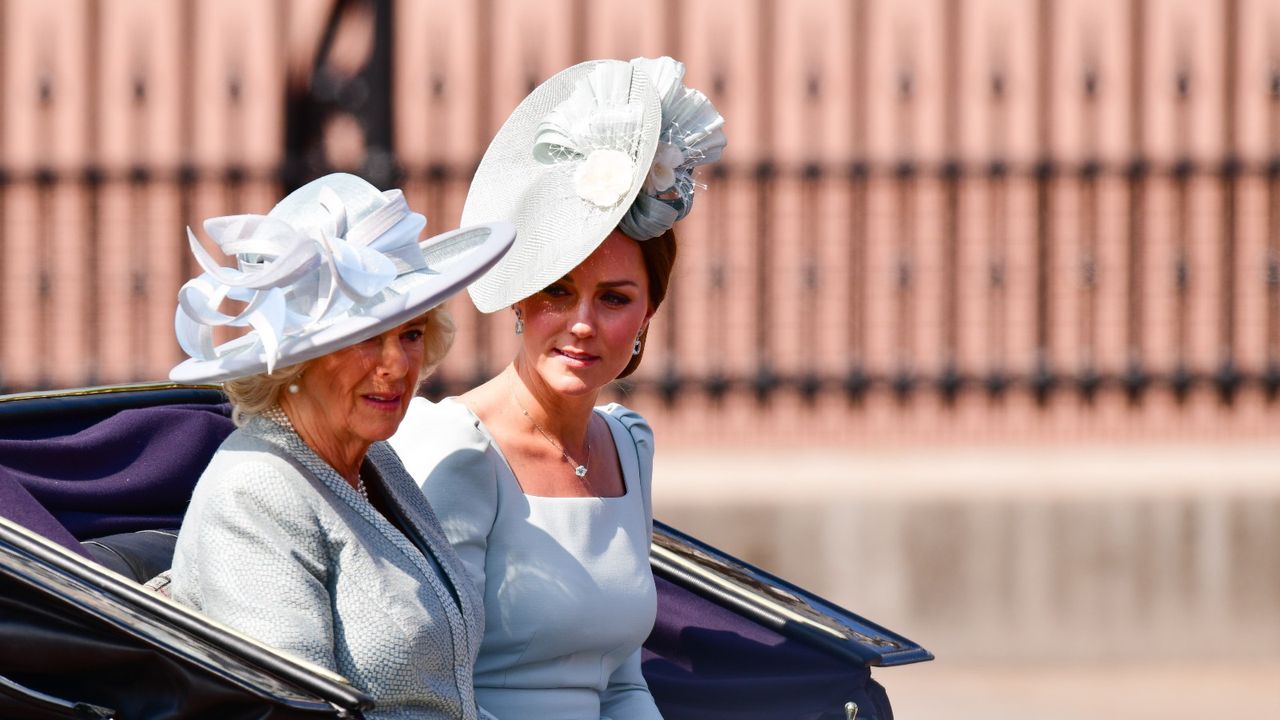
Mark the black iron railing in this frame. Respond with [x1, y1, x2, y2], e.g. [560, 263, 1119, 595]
[3, 0, 1280, 411]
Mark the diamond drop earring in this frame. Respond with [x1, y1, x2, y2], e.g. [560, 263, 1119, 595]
[632, 334, 642, 356]
[514, 308, 524, 335]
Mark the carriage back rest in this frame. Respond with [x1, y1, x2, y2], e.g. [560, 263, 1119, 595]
[0, 386, 233, 566]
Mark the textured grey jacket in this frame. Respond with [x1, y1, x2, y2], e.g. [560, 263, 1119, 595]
[170, 414, 485, 720]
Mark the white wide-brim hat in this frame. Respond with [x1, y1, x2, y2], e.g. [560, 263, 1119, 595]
[461, 60, 663, 313]
[169, 173, 515, 383]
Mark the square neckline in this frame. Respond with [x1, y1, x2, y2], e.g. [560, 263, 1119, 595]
[441, 396, 636, 500]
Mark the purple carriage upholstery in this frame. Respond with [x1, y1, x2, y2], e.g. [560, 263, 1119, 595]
[645, 575, 890, 719]
[0, 402, 235, 555]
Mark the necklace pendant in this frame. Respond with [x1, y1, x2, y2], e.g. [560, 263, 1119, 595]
[574, 464, 588, 478]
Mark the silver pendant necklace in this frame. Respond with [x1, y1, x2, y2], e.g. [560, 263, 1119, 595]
[511, 391, 590, 478]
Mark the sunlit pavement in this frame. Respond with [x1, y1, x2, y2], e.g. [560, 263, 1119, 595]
[879, 661, 1280, 720]
[653, 444, 1280, 720]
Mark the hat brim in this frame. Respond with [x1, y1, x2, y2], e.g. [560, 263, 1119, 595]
[169, 221, 515, 383]
[461, 60, 661, 313]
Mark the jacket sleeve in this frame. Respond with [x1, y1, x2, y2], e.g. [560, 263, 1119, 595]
[171, 459, 337, 671]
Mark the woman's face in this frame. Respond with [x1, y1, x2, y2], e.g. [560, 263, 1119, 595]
[516, 229, 652, 397]
[290, 317, 429, 451]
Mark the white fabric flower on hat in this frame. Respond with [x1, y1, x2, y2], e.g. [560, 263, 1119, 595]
[533, 62, 651, 212]
[643, 142, 684, 194]
[575, 148, 635, 208]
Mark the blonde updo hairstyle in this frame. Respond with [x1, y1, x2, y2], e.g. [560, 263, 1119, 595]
[223, 305, 456, 426]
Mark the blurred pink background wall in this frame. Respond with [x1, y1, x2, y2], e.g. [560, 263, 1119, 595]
[5, 0, 1280, 449]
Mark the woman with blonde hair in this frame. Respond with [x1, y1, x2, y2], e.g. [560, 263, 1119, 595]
[167, 172, 513, 719]
[391, 57, 724, 719]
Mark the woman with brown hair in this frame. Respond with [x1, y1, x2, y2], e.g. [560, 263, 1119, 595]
[390, 57, 724, 719]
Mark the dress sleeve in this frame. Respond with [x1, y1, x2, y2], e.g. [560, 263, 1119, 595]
[601, 404, 656, 542]
[600, 648, 664, 720]
[172, 460, 336, 670]
[599, 404, 663, 719]
[389, 398, 498, 603]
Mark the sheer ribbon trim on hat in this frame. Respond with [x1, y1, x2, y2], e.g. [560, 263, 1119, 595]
[533, 62, 651, 209]
[621, 56, 726, 240]
[175, 186, 427, 373]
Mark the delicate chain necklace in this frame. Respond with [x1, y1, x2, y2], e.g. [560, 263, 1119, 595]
[511, 391, 590, 478]
[263, 405, 369, 500]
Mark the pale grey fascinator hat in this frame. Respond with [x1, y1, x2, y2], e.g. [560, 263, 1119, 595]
[462, 56, 726, 313]
[169, 172, 515, 382]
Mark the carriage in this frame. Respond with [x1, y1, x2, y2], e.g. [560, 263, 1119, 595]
[0, 383, 930, 719]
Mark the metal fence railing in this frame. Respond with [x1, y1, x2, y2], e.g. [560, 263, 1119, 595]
[3, 0, 1280, 414]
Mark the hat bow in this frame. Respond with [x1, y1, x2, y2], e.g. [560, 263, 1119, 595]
[175, 186, 427, 373]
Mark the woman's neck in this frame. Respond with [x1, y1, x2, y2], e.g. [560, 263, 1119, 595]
[505, 363, 597, 448]
[277, 398, 367, 484]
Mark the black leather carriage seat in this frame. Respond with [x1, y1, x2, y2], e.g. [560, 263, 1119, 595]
[82, 529, 180, 584]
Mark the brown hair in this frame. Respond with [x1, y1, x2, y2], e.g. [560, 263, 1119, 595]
[617, 228, 678, 378]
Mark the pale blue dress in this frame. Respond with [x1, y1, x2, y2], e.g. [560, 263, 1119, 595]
[390, 397, 663, 720]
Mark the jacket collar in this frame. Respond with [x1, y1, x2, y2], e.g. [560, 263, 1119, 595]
[241, 413, 476, 623]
